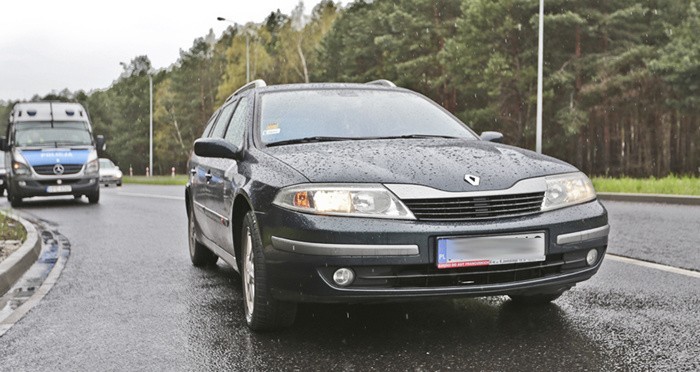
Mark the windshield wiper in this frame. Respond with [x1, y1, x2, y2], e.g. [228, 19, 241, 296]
[266, 136, 360, 147]
[372, 134, 463, 140]
[266, 134, 464, 147]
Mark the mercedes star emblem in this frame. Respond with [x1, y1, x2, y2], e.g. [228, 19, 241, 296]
[53, 164, 65, 175]
[464, 174, 480, 186]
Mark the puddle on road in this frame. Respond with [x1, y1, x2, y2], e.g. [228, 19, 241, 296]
[0, 224, 70, 322]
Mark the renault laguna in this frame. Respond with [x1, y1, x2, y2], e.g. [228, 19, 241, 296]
[186, 80, 609, 331]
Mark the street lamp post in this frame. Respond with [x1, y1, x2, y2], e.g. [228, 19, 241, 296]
[149, 72, 153, 176]
[536, 0, 544, 154]
[217, 17, 250, 83]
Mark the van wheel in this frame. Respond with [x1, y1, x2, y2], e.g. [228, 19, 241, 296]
[88, 190, 100, 204]
[241, 211, 297, 331]
[8, 191, 22, 208]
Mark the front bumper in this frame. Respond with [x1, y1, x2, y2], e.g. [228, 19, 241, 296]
[100, 175, 122, 185]
[257, 200, 609, 303]
[10, 176, 99, 198]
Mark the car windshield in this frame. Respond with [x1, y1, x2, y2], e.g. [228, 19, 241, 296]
[14, 121, 92, 147]
[259, 89, 478, 145]
[99, 159, 115, 169]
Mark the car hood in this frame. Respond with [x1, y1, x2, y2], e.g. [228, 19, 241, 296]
[262, 139, 577, 192]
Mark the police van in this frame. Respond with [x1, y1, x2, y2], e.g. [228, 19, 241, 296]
[1, 101, 105, 207]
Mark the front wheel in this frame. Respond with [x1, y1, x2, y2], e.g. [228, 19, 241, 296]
[88, 189, 100, 204]
[8, 187, 22, 208]
[241, 211, 297, 331]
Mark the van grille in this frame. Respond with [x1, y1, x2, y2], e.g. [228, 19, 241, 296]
[402, 192, 545, 221]
[32, 164, 83, 175]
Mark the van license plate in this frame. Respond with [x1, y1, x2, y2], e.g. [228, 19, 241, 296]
[47, 185, 72, 193]
[437, 232, 546, 269]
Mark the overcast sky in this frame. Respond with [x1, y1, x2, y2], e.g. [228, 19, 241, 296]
[0, 0, 333, 101]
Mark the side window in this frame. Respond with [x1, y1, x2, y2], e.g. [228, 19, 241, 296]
[224, 98, 250, 148]
[201, 110, 220, 138]
[209, 101, 237, 139]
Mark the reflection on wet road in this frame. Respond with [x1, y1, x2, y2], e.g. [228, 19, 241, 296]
[0, 186, 697, 371]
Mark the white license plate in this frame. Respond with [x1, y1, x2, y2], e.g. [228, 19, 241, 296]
[437, 232, 546, 269]
[46, 185, 72, 193]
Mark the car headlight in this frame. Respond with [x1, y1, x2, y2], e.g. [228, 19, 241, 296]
[273, 184, 416, 220]
[542, 172, 596, 211]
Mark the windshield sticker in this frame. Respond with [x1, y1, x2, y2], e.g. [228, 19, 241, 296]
[263, 123, 281, 136]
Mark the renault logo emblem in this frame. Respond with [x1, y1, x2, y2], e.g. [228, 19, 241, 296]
[53, 164, 65, 175]
[464, 174, 480, 186]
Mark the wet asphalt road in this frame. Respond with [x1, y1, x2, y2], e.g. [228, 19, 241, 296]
[0, 185, 698, 371]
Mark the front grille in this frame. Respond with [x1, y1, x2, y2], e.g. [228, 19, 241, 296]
[33, 164, 83, 175]
[402, 192, 545, 221]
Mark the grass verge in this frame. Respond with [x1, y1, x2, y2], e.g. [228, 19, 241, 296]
[592, 175, 700, 196]
[123, 175, 188, 186]
[0, 212, 27, 242]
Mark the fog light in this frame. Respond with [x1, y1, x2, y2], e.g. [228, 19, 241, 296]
[586, 249, 598, 266]
[333, 268, 355, 287]
[18, 181, 26, 186]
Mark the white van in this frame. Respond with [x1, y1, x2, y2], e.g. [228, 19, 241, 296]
[1, 101, 105, 206]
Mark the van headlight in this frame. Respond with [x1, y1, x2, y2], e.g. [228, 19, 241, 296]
[542, 172, 596, 211]
[85, 150, 99, 175]
[11, 150, 31, 175]
[273, 184, 415, 220]
[12, 161, 31, 175]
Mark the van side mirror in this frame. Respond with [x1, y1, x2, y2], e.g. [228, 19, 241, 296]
[96, 135, 106, 151]
[480, 131, 504, 143]
[194, 138, 242, 160]
[0, 137, 7, 152]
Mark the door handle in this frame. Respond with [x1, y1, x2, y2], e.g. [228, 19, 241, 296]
[190, 168, 196, 176]
[205, 171, 213, 181]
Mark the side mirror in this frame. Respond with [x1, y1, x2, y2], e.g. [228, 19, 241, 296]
[0, 137, 6, 152]
[480, 131, 504, 143]
[194, 138, 242, 160]
[96, 135, 106, 151]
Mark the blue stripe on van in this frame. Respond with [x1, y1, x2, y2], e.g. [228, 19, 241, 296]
[20, 149, 90, 166]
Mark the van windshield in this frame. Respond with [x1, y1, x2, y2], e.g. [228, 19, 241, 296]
[14, 121, 93, 147]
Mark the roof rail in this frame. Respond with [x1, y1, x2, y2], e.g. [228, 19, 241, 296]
[225, 79, 267, 103]
[366, 79, 397, 88]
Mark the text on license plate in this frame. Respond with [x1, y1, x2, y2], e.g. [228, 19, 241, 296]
[46, 185, 72, 193]
[437, 232, 545, 269]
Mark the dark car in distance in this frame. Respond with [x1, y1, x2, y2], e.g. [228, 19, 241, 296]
[186, 79, 609, 331]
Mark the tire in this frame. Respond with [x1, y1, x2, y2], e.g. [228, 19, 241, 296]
[88, 189, 100, 204]
[9, 192, 22, 208]
[508, 290, 567, 305]
[241, 211, 297, 331]
[188, 205, 218, 267]
[117, 182, 122, 187]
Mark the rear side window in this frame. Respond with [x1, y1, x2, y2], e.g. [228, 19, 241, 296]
[209, 101, 237, 139]
[224, 98, 250, 148]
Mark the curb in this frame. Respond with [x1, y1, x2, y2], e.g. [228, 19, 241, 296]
[0, 212, 41, 296]
[598, 192, 700, 206]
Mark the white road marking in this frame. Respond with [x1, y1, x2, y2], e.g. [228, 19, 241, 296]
[606, 253, 700, 279]
[115, 191, 185, 201]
